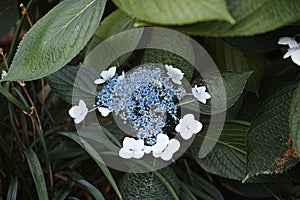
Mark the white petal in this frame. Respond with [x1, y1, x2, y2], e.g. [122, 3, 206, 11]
[68, 106, 80, 118]
[132, 151, 144, 159]
[152, 134, 169, 155]
[134, 139, 145, 151]
[203, 92, 211, 100]
[180, 131, 194, 140]
[107, 66, 116, 78]
[160, 151, 173, 161]
[189, 120, 203, 133]
[100, 70, 110, 81]
[175, 123, 182, 133]
[278, 37, 293, 45]
[197, 96, 207, 104]
[143, 145, 152, 154]
[157, 134, 170, 144]
[98, 107, 111, 117]
[74, 114, 85, 124]
[192, 87, 198, 98]
[122, 137, 136, 148]
[160, 139, 180, 161]
[283, 48, 296, 59]
[79, 100, 87, 110]
[119, 148, 132, 159]
[165, 64, 172, 72]
[183, 114, 195, 121]
[94, 78, 106, 84]
[291, 48, 300, 66]
[197, 86, 206, 93]
[167, 139, 180, 153]
[278, 37, 299, 48]
[171, 68, 184, 77]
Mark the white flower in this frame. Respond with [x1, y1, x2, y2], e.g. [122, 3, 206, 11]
[98, 107, 111, 117]
[192, 85, 211, 104]
[175, 114, 202, 140]
[119, 137, 145, 159]
[152, 134, 180, 161]
[278, 37, 299, 48]
[94, 66, 116, 84]
[278, 37, 300, 66]
[143, 145, 152, 154]
[165, 64, 184, 85]
[68, 100, 88, 124]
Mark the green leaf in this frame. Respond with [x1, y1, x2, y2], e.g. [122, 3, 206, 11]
[3, 0, 106, 81]
[75, 179, 105, 200]
[179, 170, 224, 200]
[171, 0, 300, 36]
[112, 0, 234, 25]
[142, 29, 195, 81]
[190, 121, 249, 181]
[203, 38, 264, 94]
[50, 140, 86, 160]
[24, 149, 49, 200]
[245, 83, 299, 181]
[183, 71, 252, 115]
[87, 9, 138, 54]
[52, 183, 72, 200]
[84, 26, 143, 72]
[290, 82, 300, 155]
[47, 66, 98, 104]
[0, 84, 32, 114]
[7, 177, 18, 200]
[59, 132, 122, 200]
[120, 167, 180, 200]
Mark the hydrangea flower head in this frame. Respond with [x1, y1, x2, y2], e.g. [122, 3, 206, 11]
[68, 64, 210, 161]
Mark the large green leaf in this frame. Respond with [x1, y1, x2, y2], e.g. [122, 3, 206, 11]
[290, 82, 300, 155]
[120, 167, 180, 200]
[112, 0, 234, 25]
[47, 65, 98, 104]
[245, 83, 299, 180]
[190, 121, 249, 181]
[183, 71, 251, 115]
[24, 149, 48, 200]
[203, 38, 264, 94]
[191, 83, 300, 182]
[171, 0, 300, 36]
[3, 0, 106, 81]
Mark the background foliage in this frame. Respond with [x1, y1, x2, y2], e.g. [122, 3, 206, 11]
[1, 0, 300, 199]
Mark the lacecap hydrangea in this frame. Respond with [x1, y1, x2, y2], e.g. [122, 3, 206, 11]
[69, 64, 211, 161]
